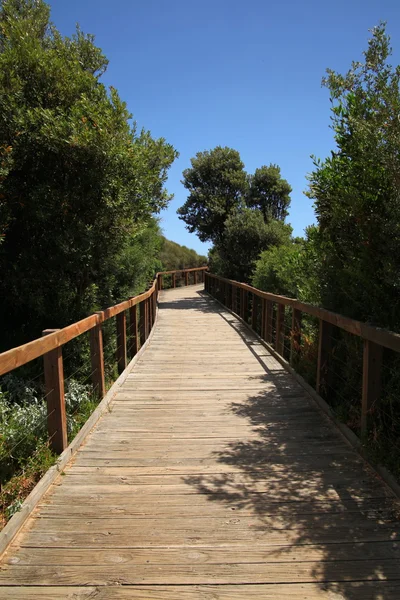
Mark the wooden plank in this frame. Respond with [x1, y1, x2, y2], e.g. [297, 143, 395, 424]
[89, 316, 106, 398]
[316, 319, 333, 396]
[290, 308, 301, 366]
[128, 304, 139, 358]
[0, 583, 400, 600]
[251, 293, 258, 331]
[2, 559, 400, 585]
[38, 495, 389, 517]
[15, 523, 400, 548]
[1, 583, 400, 600]
[42, 329, 67, 454]
[265, 300, 273, 343]
[243, 290, 248, 323]
[6, 541, 399, 566]
[116, 311, 127, 375]
[139, 301, 145, 347]
[361, 339, 383, 436]
[275, 303, 285, 355]
[1, 284, 398, 598]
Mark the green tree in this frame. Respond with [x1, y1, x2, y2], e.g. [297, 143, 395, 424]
[210, 208, 292, 282]
[0, 0, 177, 348]
[247, 164, 292, 222]
[252, 226, 321, 304]
[307, 22, 400, 329]
[178, 146, 247, 243]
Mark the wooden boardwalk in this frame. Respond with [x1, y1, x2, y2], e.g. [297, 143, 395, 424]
[0, 284, 399, 599]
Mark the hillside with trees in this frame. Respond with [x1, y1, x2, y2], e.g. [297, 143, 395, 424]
[159, 236, 207, 271]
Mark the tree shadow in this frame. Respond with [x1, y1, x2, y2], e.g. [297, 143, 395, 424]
[179, 290, 400, 598]
[158, 289, 218, 314]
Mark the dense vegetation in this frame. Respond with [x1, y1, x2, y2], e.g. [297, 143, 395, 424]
[179, 24, 400, 480]
[159, 236, 207, 271]
[178, 147, 292, 282]
[0, 0, 177, 351]
[0, 0, 203, 525]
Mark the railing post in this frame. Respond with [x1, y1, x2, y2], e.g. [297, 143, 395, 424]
[265, 300, 273, 343]
[290, 309, 302, 366]
[185, 271, 189, 286]
[129, 304, 139, 358]
[89, 312, 106, 399]
[116, 311, 127, 375]
[149, 294, 153, 331]
[316, 319, 333, 396]
[42, 329, 68, 454]
[172, 272, 176, 288]
[145, 297, 150, 340]
[152, 288, 157, 324]
[158, 274, 163, 291]
[251, 294, 258, 331]
[275, 303, 285, 355]
[139, 301, 146, 347]
[361, 340, 383, 436]
[261, 299, 266, 340]
[194, 271, 198, 284]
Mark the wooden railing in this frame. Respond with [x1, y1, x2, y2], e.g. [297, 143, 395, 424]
[157, 266, 207, 289]
[205, 272, 400, 437]
[0, 266, 208, 454]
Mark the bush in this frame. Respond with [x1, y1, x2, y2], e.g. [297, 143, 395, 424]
[0, 374, 96, 525]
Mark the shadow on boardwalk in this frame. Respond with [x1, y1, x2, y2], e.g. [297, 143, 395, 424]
[180, 290, 400, 600]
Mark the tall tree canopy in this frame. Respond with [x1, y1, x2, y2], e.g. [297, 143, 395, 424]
[178, 146, 292, 282]
[177, 146, 247, 243]
[247, 164, 292, 222]
[0, 0, 177, 348]
[307, 22, 400, 329]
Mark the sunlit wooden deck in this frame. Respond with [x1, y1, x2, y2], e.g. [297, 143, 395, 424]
[0, 284, 399, 599]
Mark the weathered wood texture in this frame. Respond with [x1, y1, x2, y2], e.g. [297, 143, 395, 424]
[0, 285, 399, 598]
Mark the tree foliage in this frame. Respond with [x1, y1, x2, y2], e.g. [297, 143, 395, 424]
[247, 164, 291, 222]
[178, 146, 247, 243]
[211, 209, 292, 282]
[252, 226, 321, 304]
[307, 22, 400, 329]
[178, 146, 292, 282]
[0, 0, 177, 348]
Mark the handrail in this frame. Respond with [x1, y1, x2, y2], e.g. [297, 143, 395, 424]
[0, 266, 208, 453]
[205, 273, 400, 352]
[205, 272, 399, 437]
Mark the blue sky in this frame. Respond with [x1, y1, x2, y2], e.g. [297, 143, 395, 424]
[50, 0, 400, 255]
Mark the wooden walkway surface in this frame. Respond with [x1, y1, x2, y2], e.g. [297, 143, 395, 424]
[0, 285, 399, 599]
